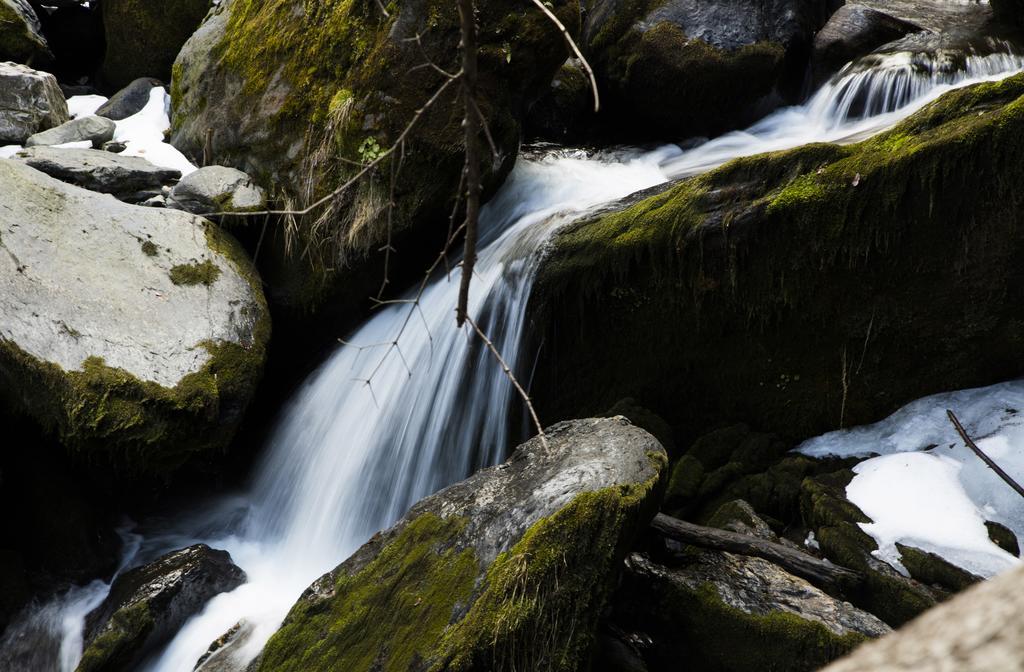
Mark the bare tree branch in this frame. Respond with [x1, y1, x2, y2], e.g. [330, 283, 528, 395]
[528, 0, 600, 112]
[947, 409, 1024, 499]
[456, 0, 481, 327]
[465, 315, 549, 450]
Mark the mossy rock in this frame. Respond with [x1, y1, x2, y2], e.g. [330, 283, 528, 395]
[800, 472, 938, 626]
[171, 0, 578, 312]
[986, 520, 1021, 557]
[529, 72, 1024, 450]
[895, 543, 981, 593]
[100, 0, 211, 90]
[609, 551, 888, 671]
[0, 160, 270, 480]
[0, 0, 50, 65]
[255, 417, 667, 672]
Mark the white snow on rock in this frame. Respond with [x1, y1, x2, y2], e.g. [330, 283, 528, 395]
[67, 94, 108, 119]
[796, 380, 1024, 578]
[114, 87, 196, 176]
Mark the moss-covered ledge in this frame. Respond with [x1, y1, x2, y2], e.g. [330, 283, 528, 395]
[254, 417, 667, 672]
[529, 73, 1024, 447]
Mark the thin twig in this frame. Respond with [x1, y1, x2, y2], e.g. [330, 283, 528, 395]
[527, 0, 600, 112]
[465, 315, 549, 450]
[947, 409, 1024, 499]
[455, 0, 481, 327]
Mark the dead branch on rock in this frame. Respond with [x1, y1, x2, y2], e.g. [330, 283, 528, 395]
[650, 513, 863, 597]
[947, 409, 1024, 499]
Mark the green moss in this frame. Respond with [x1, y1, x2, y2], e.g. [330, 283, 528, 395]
[77, 600, 154, 672]
[435, 470, 664, 672]
[896, 543, 979, 592]
[686, 581, 869, 670]
[140, 240, 158, 256]
[530, 72, 1024, 448]
[257, 513, 479, 672]
[0, 2, 49, 63]
[169, 259, 221, 286]
[986, 520, 1020, 556]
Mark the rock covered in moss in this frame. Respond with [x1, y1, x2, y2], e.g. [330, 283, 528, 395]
[529, 72, 1024, 450]
[100, 0, 211, 90]
[0, 0, 50, 65]
[0, 160, 269, 477]
[581, 0, 836, 142]
[611, 551, 888, 671]
[78, 544, 246, 672]
[800, 472, 939, 625]
[13, 147, 181, 202]
[821, 561, 1024, 671]
[0, 61, 67, 143]
[170, 0, 578, 310]
[986, 520, 1020, 557]
[252, 417, 666, 672]
[168, 165, 266, 214]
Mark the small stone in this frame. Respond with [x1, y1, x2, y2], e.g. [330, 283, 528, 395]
[168, 165, 267, 214]
[24, 115, 115, 148]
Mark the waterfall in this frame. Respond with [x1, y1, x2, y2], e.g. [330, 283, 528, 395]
[17, 43, 1024, 672]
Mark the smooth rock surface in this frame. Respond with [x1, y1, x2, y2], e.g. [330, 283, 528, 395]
[13, 147, 181, 200]
[78, 545, 246, 672]
[0, 160, 269, 473]
[96, 77, 163, 120]
[0, 61, 67, 143]
[24, 115, 116, 148]
[252, 417, 666, 671]
[0, 0, 50, 64]
[168, 165, 266, 214]
[822, 562, 1024, 671]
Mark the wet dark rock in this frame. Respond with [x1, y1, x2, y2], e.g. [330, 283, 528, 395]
[0, 61, 67, 143]
[811, 4, 922, 85]
[580, 0, 839, 142]
[78, 545, 246, 672]
[100, 0, 211, 91]
[13, 147, 180, 200]
[986, 520, 1020, 557]
[95, 77, 163, 120]
[610, 551, 889, 671]
[24, 114, 115, 148]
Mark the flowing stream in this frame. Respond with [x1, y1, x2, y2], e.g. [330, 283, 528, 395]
[6, 44, 1024, 672]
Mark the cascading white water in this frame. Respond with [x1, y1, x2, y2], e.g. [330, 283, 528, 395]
[20, 44, 1023, 672]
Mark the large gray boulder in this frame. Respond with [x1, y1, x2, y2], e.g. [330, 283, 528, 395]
[96, 77, 163, 120]
[822, 562, 1024, 671]
[0, 61, 67, 143]
[78, 545, 246, 672]
[0, 0, 50, 64]
[612, 551, 889, 671]
[24, 115, 117, 148]
[0, 160, 269, 476]
[248, 417, 666, 672]
[13, 147, 180, 201]
[168, 165, 266, 214]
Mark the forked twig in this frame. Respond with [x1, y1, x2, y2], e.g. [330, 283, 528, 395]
[947, 409, 1024, 499]
[527, 0, 600, 112]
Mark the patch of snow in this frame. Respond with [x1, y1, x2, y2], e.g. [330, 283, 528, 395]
[0, 145, 21, 159]
[795, 380, 1024, 578]
[53, 141, 93, 150]
[66, 95, 107, 119]
[114, 87, 197, 176]
[848, 452, 1020, 578]
[805, 531, 820, 550]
